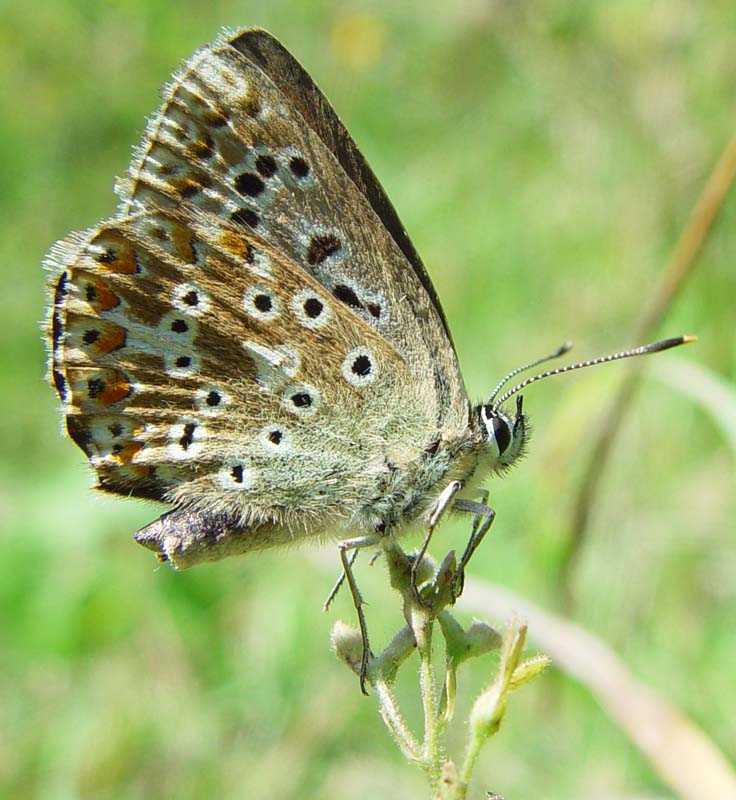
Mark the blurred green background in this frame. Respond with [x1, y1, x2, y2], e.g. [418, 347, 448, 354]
[2, 1, 734, 798]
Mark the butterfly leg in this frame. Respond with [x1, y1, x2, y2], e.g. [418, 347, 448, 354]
[450, 498, 496, 598]
[336, 533, 382, 694]
[410, 480, 463, 605]
[323, 549, 358, 611]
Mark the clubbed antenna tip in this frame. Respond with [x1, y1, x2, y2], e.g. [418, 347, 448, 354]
[491, 334, 697, 413]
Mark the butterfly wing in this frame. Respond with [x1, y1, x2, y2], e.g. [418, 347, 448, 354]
[115, 28, 468, 433]
[46, 208, 438, 565]
[226, 29, 453, 346]
[48, 29, 473, 567]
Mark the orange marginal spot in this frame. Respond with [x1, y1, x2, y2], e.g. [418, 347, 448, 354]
[93, 231, 139, 274]
[99, 371, 132, 406]
[92, 324, 127, 356]
[219, 229, 254, 264]
[165, 217, 198, 264]
[111, 440, 145, 465]
[86, 277, 120, 311]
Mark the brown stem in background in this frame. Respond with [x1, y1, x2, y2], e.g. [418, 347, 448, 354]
[560, 127, 736, 607]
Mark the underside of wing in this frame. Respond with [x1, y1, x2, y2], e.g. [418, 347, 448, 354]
[226, 29, 453, 344]
[114, 28, 469, 432]
[45, 208, 434, 535]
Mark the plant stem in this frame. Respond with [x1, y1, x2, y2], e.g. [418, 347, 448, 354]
[375, 677, 422, 762]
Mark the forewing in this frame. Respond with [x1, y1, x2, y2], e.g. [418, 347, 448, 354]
[46, 208, 431, 532]
[227, 29, 452, 344]
[115, 29, 468, 432]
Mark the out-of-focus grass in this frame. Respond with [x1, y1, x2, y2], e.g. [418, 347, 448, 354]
[1, 2, 734, 798]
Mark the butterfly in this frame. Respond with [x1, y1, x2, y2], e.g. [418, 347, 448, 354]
[45, 28, 691, 687]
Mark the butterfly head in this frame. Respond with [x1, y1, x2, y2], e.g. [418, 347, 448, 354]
[477, 394, 528, 473]
[474, 335, 696, 475]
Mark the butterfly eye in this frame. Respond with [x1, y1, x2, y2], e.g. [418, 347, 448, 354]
[491, 415, 512, 455]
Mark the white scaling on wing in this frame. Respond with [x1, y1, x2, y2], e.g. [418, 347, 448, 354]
[290, 288, 332, 330]
[258, 424, 291, 453]
[342, 347, 378, 387]
[242, 284, 281, 322]
[216, 458, 256, 491]
[197, 50, 255, 108]
[246, 244, 273, 279]
[166, 417, 207, 461]
[281, 383, 320, 417]
[171, 282, 211, 317]
[194, 385, 232, 416]
[86, 416, 139, 462]
[242, 340, 300, 392]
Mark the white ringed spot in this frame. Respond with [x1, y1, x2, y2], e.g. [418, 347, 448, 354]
[243, 284, 281, 321]
[171, 282, 211, 317]
[290, 288, 332, 329]
[164, 351, 201, 377]
[166, 418, 206, 460]
[342, 348, 377, 387]
[259, 425, 291, 452]
[216, 458, 256, 491]
[194, 385, 232, 416]
[282, 383, 320, 417]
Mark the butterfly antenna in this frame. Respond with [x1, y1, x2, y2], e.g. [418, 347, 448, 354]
[491, 335, 697, 413]
[488, 341, 574, 405]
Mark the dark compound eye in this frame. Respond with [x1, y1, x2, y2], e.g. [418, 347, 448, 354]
[490, 414, 512, 455]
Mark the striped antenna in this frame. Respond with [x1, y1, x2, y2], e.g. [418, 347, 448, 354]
[491, 336, 697, 414]
[488, 341, 573, 405]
